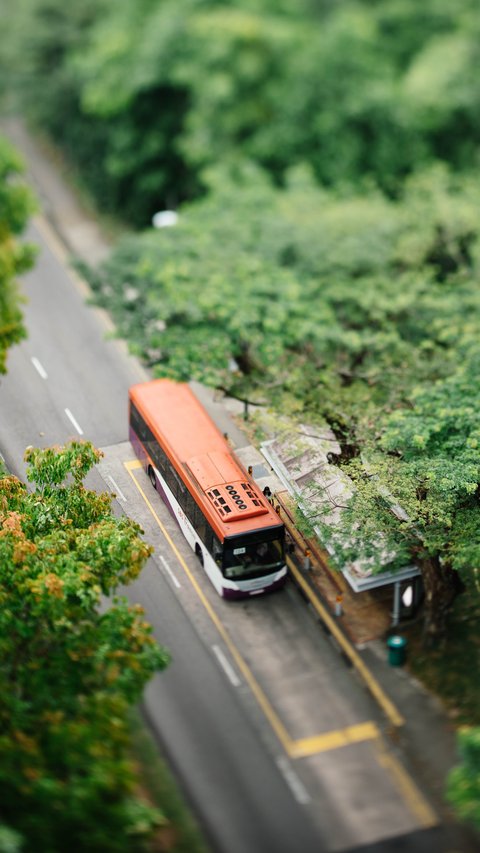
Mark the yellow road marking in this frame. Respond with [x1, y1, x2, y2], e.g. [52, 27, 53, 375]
[35, 205, 432, 823]
[375, 738, 437, 828]
[123, 460, 436, 826]
[287, 558, 405, 729]
[126, 459, 384, 758]
[290, 722, 380, 758]
[127, 458, 402, 743]
[125, 458, 293, 754]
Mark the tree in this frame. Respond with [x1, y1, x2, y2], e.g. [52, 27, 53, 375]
[83, 161, 480, 407]
[6, 0, 479, 225]
[0, 136, 36, 373]
[315, 350, 480, 646]
[400, 10, 480, 171]
[0, 440, 169, 852]
[447, 727, 480, 830]
[82, 162, 480, 643]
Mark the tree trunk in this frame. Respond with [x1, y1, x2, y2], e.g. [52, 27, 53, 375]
[325, 417, 360, 464]
[420, 555, 462, 648]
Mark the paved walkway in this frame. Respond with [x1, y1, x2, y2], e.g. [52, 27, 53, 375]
[3, 115, 478, 851]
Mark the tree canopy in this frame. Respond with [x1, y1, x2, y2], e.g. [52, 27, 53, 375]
[447, 728, 480, 831]
[0, 441, 169, 852]
[2, 0, 480, 225]
[82, 162, 480, 645]
[0, 136, 36, 373]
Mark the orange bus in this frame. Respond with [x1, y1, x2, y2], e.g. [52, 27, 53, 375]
[128, 380, 287, 598]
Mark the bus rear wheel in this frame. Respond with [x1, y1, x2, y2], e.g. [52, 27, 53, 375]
[148, 467, 156, 490]
[195, 544, 204, 566]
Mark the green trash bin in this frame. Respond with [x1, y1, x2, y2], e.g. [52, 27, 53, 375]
[387, 635, 407, 667]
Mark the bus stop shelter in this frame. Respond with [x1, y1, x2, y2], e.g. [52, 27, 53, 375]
[260, 424, 422, 627]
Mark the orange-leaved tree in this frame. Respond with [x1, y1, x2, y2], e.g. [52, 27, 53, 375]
[0, 441, 169, 852]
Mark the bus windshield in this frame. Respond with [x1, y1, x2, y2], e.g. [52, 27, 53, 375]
[223, 535, 285, 580]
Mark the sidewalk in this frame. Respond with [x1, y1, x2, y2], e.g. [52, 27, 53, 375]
[4, 116, 478, 851]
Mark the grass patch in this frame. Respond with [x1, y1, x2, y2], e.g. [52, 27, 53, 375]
[405, 594, 480, 727]
[129, 708, 211, 853]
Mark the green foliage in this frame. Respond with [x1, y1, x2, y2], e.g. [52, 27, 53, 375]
[84, 160, 480, 641]
[4, 0, 480, 225]
[24, 440, 103, 487]
[0, 826, 23, 853]
[0, 441, 169, 852]
[0, 136, 36, 373]
[86, 162, 480, 409]
[1, 0, 197, 225]
[447, 727, 480, 830]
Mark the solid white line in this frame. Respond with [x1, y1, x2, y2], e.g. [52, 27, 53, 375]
[64, 408, 84, 435]
[159, 555, 181, 589]
[31, 356, 48, 379]
[276, 756, 311, 805]
[212, 645, 241, 687]
[107, 475, 127, 502]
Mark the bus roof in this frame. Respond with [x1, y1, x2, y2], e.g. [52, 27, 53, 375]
[130, 379, 231, 460]
[129, 379, 283, 538]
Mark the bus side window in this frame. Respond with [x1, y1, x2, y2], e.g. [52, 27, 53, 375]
[193, 503, 207, 543]
[141, 420, 156, 459]
[130, 404, 148, 442]
[184, 491, 195, 521]
[164, 463, 178, 498]
[177, 478, 187, 512]
[152, 442, 167, 476]
[204, 523, 213, 553]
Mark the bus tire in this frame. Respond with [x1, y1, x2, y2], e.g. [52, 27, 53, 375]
[148, 466, 156, 490]
[195, 544, 204, 566]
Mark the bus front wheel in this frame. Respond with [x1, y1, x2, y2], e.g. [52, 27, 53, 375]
[195, 544, 204, 566]
[148, 467, 156, 490]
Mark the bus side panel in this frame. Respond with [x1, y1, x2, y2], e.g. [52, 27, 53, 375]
[129, 426, 177, 520]
[151, 467, 178, 523]
[150, 464, 226, 597]
[129, 426, 147, 468]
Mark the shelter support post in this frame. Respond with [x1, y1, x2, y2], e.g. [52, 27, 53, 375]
[392, 580, 401, 627]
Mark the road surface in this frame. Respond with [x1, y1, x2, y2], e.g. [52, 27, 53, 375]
[0, 215, 455, 852]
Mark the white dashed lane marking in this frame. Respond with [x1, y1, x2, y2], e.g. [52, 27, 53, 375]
[159, 555, 181, 589]
[107, 475, 127, 502]
[31, 356, 48, 379]
[212, 644, 242, 687]
[64, 408, 84, 435]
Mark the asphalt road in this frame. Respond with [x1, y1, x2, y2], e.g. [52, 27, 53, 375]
[0, 216, 459, 852]
[0, 220, 322, 852]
